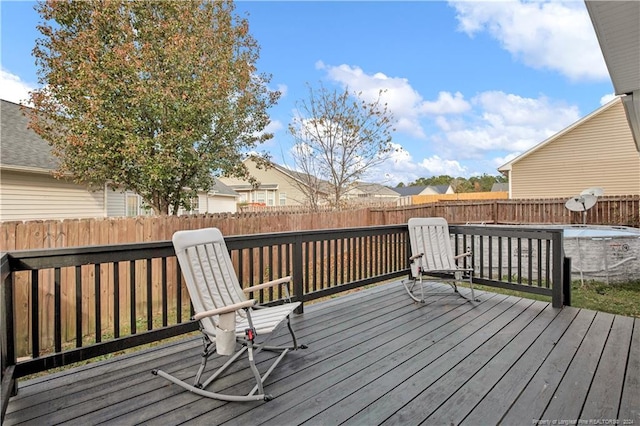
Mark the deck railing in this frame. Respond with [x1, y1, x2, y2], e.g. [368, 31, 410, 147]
[1, 224, 567, 420]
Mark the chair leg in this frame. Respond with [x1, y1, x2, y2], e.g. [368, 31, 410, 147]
[286, 316, 308, 350]
[246, 341, 265, 397]
[402, 276, 426, 303]
[468, 277, 479, 302]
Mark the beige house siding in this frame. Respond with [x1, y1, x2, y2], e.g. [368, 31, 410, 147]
[0, 170, 106, 221]
[505, 99, 640, 199]
[220, 159, 309, 206]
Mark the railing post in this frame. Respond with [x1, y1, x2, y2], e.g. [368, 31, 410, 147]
[563, 257, 572, 306]
[293, 235, 304, 314]
[2, 255, 18, 423]
[551, 231, 564, 308]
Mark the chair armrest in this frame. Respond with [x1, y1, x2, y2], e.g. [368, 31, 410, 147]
[243, 276, 292, 293]
[192, 300, 256, 321]
[454, 251, 472, 260]
[409, 253, 424, 261]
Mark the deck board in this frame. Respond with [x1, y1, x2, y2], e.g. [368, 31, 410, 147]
[5, 280, 639, 426]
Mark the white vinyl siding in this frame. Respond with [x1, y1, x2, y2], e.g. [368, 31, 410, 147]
[106, 188, 126, 217]
[509, 100, 640, 199]
[177, 193, 237, 215]
[0, 170, 105, 221]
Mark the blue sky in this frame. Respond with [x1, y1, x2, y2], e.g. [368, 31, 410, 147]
[1, 1, 615, 186]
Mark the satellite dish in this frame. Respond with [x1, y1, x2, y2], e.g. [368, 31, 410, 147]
[580, 187, 604, 197]
[565, 194, 597, 224]
[565, 194, 597, 212]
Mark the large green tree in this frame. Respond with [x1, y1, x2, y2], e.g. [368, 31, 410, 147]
[28, 0, 278, 215]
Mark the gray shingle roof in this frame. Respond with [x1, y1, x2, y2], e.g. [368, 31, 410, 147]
[210, 178, 239, 197]
[1, 99, 57, 171]
[353, 182, 399, 197]
[393, 186, 427, 196]
[491, 182, 509, 192]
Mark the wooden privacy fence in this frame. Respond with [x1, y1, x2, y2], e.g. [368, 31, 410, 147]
[410, 191, 509, 205]
[2, 196, 638, 253]
[370, 195, 640, 227]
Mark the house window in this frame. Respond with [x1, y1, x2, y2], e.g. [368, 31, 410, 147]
[279, 193, 286, 206]
[239, 193, 248, 203]
[267, 191, 275, 206]
[183, 197, 200, 215]
[126, 194, 139, 217]
[255, 191, 266, 204]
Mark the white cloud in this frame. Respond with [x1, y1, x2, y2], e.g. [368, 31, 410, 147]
[318, 62, 470, 139]
[420, 155, 467, 176]
[0, 68, 35, 105]
[438, 91, 580, 157]
[276, 84, 288, 98]
[263, 119, 283, 134]
[599, 93, 616, 106]
[494, 152, 520, 168]
[449, 0, 608, 81]
[362, 143, 469, 185]
[420, 91, 471, 115]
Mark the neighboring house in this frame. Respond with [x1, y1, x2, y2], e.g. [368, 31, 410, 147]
[393, 185, 454, 197]
[586, 1, 640, 152]
[220, 157, 400, 208]
[498, 97, 640, 199]
[491, 182, 509, 192]
[423, 184, 454, 195]
[0, 99, 238, 221]
[394, 186, 428, 197]
[344, 182, 400, 203]
[219, 157, 319, 207]
[175, 178, 239, 216]
[393, 184, 454, 206]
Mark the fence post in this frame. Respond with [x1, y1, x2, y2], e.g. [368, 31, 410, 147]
[292, 235, 304, 314]
[563, 257, 572, 306]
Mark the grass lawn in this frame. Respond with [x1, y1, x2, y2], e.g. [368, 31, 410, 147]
[474, 280, 640, 318]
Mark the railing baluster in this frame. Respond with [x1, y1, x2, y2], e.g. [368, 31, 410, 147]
[537, 239, 543, 287]
[176, 263, 182, 324]
[31, 270, 39, 358]
[54, 267, 61, 353]
[527, 238, 533, 286]
[130, 260, 136, 335]
[114, 262, 120, 338]
[95, 264, 101, 343]
[161, 258, 167, 327]
[75, 265, 82, 348]
[146, 259, 152, 331]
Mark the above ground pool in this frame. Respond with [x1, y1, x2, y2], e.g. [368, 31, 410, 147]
[560, 225, 640, 284]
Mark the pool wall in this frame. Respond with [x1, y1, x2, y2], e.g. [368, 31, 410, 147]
[465, 225, 640, 285]
[561, 225, 640, 283]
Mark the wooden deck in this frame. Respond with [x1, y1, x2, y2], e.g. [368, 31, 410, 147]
[5, 281, 639, 425]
